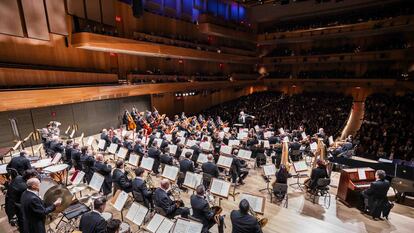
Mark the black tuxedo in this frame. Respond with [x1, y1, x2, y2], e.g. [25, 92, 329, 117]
[71, 149, 82, 170]
[154, 188, 178, 218]
[64, 145, 74, 165]
[190, 145, 201, 165]
[230, 210, 262, 233]
[49, 141, 64, 154]
[133, 143, 145, 156]
[7, 155, 31, 175]
[132, 177, 153, 208]
[191, 195, 215, 233]
[112, 168, 132, 193]
[363, 179, 391, 218]
[5, 175, 27, 230]
[179, 159, 195, 174]
[93, 161, 112, 195]
[202, 162, 219, 178]
[79, 211, 107, 233]
[148, 147, 161, 174]
[160, 153, 173, 165]
[309, 167, 329, 190]
[20, 190, 56, 233]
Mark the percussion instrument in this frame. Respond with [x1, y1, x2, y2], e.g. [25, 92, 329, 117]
[119, 222, 131, 233]
[44, 164, 69, 183]
[44, 184, 74, 213]
[39, 177, 58, 199]
[102, 212, 113, 221]
[32, 158, 53, 169]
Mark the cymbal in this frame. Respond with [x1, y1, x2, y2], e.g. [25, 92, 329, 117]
[44, 184, 73, 213]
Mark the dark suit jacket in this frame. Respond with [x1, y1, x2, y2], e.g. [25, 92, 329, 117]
[133, 144, 145, 156]
[93, 161, 112, 195]
[112, 168, 132, 192]
[202, 162, 219, 178]
[364, 179, 391, 218]
[309, 167, 329, 189]
[7, 155, 31, 175]
[49, 141, 64, 154]
[132, 177, 152, 208]
[180, 159, 195, 174]
[148, 147, 161, 161]
[79, 211, 107, 233]
[230, 210, 262, 233]
[191, 195, 214, 230]
[20, 190, 56, 233]
[154, 188, 176, 218]
[71, 149, 82, 170]
[160, 154, 173, 165]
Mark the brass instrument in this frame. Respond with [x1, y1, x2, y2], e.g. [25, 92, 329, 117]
[206, 190, 223, 225]
[145, 172, 156, 191]
[249, 206, 268, 228]
[125, 166, 135, 180]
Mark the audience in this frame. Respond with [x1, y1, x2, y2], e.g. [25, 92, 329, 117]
[355, 93, 414, 163]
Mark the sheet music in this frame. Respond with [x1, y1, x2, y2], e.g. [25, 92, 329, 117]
[197, 153, 208, 164]
[0, 164, 7, 175]
[210, 178, 230, 198]
[301, 132, 307, 140]
[98, 139, 106, 150]
[165, 134, 172, 141]
[220, 145, 232, 155]
[328, 136, 334, 146]
[113, 191, 128, 211]
[126, 202, 148, 226]
[293, 161, 308, 172]
[177, 131, 186, 137]
[128, 153, 139, 166]
[178, 137, 186, 145]
[259, 140, 270, 148]
[140, 157, 155, 171]
[87, 136, 94, 146]
[218, 132, 225, 139]
[283, 137, 289, 143]
[186, 140, 197, 147]
[240, 193, 263, 214]
[263, 164, 276, 177]
[108, 143, 118, 154]
[142, 137, 148, 145]
[157, 218, 174, 233]
[51, 153, 62, 164]
[168, 144, 178, 155]
[155, 132, 161, 138]
[200, 142, 211, 151]
[228, 140, 240, 147]
[264, 131, 273, 139]
[310, 142, 317, 151]
[180, 148, 194, 158]
[237, 149, 252, 160]
[237, 132, 248, 140]
[254, 125, 260, 132]
[223, 127, 230, 133]
[239, 128, 248, 133]
[279, 128, 285, 134]
[117, 147, 128, 159]
[162, 165, 179, 181]
[72, 171, 85, 185]
[147, 214, 164, 233]
[89, 172, 104, 191]
[154, 138, 163, 148]
[217, 156, 233, 168]
[358, 168, 367, 180]
[183, 172, 202, 189]
[173, 219, 203, 233]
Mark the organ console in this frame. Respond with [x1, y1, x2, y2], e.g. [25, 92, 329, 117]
[336, 167, 375, 207]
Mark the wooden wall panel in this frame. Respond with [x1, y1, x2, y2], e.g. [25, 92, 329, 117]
[45, 0, 68, 35]
[101, 0, 116, 26]
[85, 0, 101, 22]
[67, 0, 85, 18]
[21, 0, 50, 40]
[0, 0, 24, 37]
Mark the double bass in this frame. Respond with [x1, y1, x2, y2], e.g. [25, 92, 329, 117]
[126, 111, 136, 131]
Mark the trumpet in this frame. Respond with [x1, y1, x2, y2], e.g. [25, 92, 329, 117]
[249, 206, 268, 228]
[206, 190, 223, 225]
[145, 172, 156, 191]
[125, 166, 135, 180]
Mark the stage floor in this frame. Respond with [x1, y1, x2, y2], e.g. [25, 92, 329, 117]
[1, 144, 413, 233]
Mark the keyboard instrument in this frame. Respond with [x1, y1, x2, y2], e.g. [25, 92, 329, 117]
[337, 167, 375, 206]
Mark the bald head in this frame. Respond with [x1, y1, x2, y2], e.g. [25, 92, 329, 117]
[160, 179, 170, 190]
[27, 177, 40, 191]
[96, 153, 104, 161]
[207, 154, 214, 162]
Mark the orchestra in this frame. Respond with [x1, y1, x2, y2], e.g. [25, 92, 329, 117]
[0, 106, 398, 233]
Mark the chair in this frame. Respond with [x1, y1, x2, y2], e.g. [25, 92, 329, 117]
[154, 205, 167, 217]
[309, 178, 331, 208]
[273, 183, 288, 208]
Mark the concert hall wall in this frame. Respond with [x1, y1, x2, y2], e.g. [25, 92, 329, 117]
[0, 95, 150, 148]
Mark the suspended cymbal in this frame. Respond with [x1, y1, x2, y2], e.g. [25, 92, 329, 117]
[44, 184, 73, 213]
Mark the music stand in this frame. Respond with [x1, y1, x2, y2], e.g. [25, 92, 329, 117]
[259, 164, 276, 196]
[290, 161, 309, 191]
[239, 193, 266, 215]
[111, 190, 129, 221]
[209, 178, 232, 206]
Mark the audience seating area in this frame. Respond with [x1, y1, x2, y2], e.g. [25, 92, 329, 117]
[356, 93, 414, 163]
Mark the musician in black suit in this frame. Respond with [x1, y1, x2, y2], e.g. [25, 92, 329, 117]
[178, 152, 195, 187]
[20, 178, 62, 233]
[80, 146, 95, 183]
[7, 151, 31, 176]
[230, 150, 249, 185]
[112, 160, 132, 193]
[148, 141, 161, 174]
[123, 137, 134, 160]
[49, 137, 64, 155]
[154, 179, 189, 219]
[133, 138, 145, 158]
[71, 143, 82, 171]
[132, 167, 153, 208]
[64, 140, 74, 168]
[79, 197, 107, 233]
[107, 219, 121, 233]
[100, 129, 111, 150]
[93, 154, 112, 195]
[191, 185, 224, 233]
[202, 154, 219, 178]
[190, 143, 201, 168]
[230, 199, 262, 233]
[362, 170, 392, 219]
[160, 147, 173, 166]
[307, 160, 329, 191]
